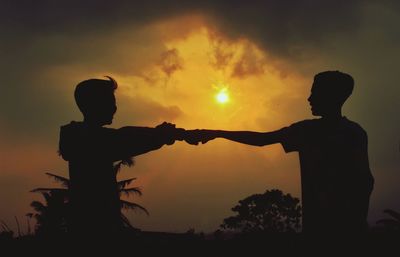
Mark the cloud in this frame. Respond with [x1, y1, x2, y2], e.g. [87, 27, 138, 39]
[209, 35, 235, 71]
[114, 93, 184, 126]
[158, 48, 184, 78]
[0, 1, 376, 65]
[231, 43, 266, 79]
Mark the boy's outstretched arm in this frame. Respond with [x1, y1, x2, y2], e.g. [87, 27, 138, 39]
[185, 129, 283, 147]
[115, 122, 184, 158]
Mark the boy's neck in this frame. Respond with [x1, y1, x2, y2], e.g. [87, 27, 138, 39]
[321, 109, 343, 120]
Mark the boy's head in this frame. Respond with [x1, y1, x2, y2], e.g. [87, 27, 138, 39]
[308, 71, 354, 117]
[74, 77, 117, 125]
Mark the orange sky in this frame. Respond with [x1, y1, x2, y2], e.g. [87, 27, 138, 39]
[110, 21, 310, 232]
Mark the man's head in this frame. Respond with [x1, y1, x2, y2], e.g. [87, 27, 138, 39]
[74, 77, 117, 126]
[308, 71, 354, 117]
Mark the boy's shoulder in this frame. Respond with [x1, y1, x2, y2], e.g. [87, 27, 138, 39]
[59, 121, 118, 161]
[60, 121, 117, 134]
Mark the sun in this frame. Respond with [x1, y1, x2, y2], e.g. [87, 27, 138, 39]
[216, 88, 229, 104]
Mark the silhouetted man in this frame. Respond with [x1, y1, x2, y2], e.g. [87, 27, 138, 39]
[193, 71, 374, 233]
[58, 77, 184, 238]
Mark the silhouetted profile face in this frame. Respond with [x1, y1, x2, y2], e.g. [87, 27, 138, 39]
[307, 71, 354, 117]
[74, 77, 118, 126]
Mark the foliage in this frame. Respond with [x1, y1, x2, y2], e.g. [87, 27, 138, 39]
[29, 190, 68, 235]
[220, 189, 301, 233]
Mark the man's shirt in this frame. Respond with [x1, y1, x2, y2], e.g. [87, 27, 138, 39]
[279, 117, 374, 232]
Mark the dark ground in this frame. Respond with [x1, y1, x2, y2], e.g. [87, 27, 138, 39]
[1, 231, 398, 256]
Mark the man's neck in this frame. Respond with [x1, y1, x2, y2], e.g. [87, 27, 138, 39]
[83, 118, 103, 127]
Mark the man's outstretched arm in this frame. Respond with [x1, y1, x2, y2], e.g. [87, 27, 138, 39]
[185, 129, 283, 147]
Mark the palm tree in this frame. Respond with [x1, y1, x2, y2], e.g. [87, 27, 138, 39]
[29, 189, 68, 235]
[30, 159, 148, 234]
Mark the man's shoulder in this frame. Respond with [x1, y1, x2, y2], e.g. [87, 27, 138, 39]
[342, 117, 365, 130]
[278, 119, 319, 153]
[290, 118, 366, 132]
[284, 118, 367, 139]
[342, 117, 368, 139]
[279, 119, 319, 139]
[287, 118, 320, 130]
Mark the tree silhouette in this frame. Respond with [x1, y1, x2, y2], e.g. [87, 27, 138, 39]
[220, 189, 301, 233]
[29, 189, 68, 235]
[29, 159, 148, 234]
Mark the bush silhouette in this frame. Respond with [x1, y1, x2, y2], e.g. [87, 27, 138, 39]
[221, 189, 301, 233]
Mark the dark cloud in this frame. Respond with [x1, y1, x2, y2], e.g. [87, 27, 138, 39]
[114, 93, 184, 126]
[0, 74, 72, 141]
[231, 43, 266, 79]
[158, 48, 183, 78]
[3, 1, 395, 89]
[209, 36, 235, 70]
[0, 1, 379, 59]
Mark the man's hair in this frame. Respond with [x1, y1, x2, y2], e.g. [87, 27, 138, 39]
[74, 76, 118, 114]
[314, 71, 354, 103]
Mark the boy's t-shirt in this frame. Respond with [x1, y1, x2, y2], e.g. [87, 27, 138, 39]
[59, 121, 125, 233]
[279, 117, 374, 232]
[59, 121, 165, 233]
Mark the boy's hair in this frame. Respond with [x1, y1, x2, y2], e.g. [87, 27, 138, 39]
[74, 76, 118, 115]
[314, 71, 354, 104]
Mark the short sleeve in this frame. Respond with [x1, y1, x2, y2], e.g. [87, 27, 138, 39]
[279, 120, 309, 153]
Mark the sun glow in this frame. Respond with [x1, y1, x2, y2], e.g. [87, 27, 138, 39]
[215, 88, 229, 104]
[119, 26, 306, 129]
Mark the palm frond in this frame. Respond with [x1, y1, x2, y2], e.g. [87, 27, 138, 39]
[14, 216, 21, 237]
[119, 187, 142, 197]
[121, 157, 135, 167]
[117, 178, 137, 189]
[376, 218, 400, 228]
[120, 200, 149, 215]
[0, 220, 11, 232]
[383, 209, 400, 222]
[114, 158, 135, 173]
[113, 161, 124, 174]
[30, 201, 46, 213]
[120, 213, 135, 229]
[42, 192, 52, 204]
[45, 172, 70, 187]
[30, 188, 68, 194]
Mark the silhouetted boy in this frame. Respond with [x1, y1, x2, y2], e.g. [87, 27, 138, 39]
[59, 77, 182, 237]
[195, 71, 374, 233]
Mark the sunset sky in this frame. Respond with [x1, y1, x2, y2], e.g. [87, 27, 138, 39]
[1, 1, 399, 233]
